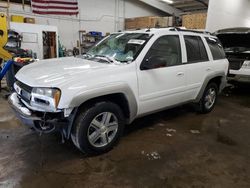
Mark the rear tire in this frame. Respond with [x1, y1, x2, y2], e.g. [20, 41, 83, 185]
[197, 83, 218, 114]
[71, 101, 125, 155]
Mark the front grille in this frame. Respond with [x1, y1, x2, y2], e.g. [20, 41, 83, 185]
[228, 58, 244, 70]
[16, 81, 32, 103]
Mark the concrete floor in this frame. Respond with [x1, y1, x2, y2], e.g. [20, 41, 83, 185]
[0, 84, 250, 188]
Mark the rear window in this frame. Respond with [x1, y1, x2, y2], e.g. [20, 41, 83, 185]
[205, 37, 226, 60]
[184, 36, 209, 63]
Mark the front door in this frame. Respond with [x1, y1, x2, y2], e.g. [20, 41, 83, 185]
[137, 34, 187, 115]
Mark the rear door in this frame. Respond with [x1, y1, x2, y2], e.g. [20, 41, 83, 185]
[184, 35, 212, 100]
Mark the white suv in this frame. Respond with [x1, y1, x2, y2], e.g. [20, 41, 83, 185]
[9, 28, 229, 154]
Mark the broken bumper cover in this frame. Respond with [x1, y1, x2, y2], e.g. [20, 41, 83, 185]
[8, 93, 73, 135]
[8, 93, 41, 128]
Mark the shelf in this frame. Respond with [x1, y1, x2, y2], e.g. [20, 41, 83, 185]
[79, 31, 103, 54]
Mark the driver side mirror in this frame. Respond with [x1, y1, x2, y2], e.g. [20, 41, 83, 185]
[141, 56, 166, 70]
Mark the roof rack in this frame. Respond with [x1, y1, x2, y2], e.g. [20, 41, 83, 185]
[169, 27, 212, 35]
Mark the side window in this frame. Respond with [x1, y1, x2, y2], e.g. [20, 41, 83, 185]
[184, 36, 209, 63]
[205, 37, 226, 60]
[141, 35, 182, 70]
[198, 37, 209, 61]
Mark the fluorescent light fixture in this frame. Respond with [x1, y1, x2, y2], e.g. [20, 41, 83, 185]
[161, 0, 174, 4]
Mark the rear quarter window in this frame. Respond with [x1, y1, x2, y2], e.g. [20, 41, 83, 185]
[205, 37, 226, 60]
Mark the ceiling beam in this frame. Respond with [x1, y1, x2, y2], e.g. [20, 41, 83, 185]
[173, 0, 197, 4]
[138, 0, 183, 16]
[172, 0, 196, 5]
[194, 0, 208, 7]
[174, 2, 205, 8]
[181, 7, 207, 12]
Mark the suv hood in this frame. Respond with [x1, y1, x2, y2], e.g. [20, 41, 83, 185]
[15, 56, 122, 87]
[215, 27, 250, 48]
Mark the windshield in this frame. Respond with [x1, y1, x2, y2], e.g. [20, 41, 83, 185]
[82, 33, 152, 63]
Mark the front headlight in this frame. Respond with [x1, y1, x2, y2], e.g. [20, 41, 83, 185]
[31, 88, 61, 110]
[242, 61, 250, 69]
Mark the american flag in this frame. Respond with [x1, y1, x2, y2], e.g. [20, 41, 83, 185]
[31, 0, 79, 15]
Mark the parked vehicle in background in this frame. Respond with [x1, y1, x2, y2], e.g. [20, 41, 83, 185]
[9, 28, 229, 154]
[216, 27, 250, 83]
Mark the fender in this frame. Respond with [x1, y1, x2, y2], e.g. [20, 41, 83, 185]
[68, 82, 138, 123]
[194, 71, 227, 103]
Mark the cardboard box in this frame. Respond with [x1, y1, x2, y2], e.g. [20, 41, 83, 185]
[151, 17, 173, 28]
[182, 13, 207, 29]
[11, 15, 24, 23]
[136, 17, 151, 28]
[125, 16, 174, 30]
[125, 18, 138, 29]
[168, 17, 174, 27]
[24, 17, 35, 24]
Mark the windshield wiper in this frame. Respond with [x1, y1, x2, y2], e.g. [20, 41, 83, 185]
[93, 55, 114, 63]
[82, 53, 93, 59]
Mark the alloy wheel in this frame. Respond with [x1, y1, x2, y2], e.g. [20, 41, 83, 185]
[87, 112, 118, 148]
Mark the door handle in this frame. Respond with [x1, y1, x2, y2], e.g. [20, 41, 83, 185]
[177, 72, 184, 76]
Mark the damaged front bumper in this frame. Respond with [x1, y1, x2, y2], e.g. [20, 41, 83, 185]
[8, 93, 76, 139]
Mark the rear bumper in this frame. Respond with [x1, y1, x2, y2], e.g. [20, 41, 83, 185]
[8, 93, 73, 135]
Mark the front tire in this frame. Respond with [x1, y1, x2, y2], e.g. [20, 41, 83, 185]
[198, 83, 218, 114]
[71, 101, 125, 155]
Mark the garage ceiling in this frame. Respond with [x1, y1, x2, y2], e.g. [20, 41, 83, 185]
[139, 0, 209, 16]
[169, 0, 209, 12]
